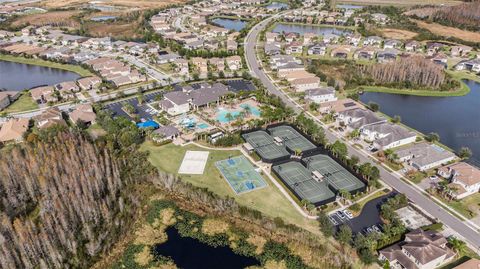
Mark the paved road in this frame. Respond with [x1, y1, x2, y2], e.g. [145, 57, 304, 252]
[245, 14, 480, 250]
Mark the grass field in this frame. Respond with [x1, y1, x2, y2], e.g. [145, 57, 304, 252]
[380, 28, 418, 40]
[140, 142, 321, 234]
[39, 0, 185, 9]
[2, 93, 38, 113]
[337, 0, 462, 6]
[414, 20, 480, 43]
[360, 83, 470, 97]
[10, 10, 81, 28]
[0, 54, 93, 77]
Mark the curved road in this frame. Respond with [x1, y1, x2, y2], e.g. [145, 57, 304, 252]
[244, 14, 480, 251]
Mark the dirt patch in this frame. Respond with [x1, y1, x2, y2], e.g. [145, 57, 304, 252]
[380, 28, 418, 40]
[39, 0, 185, 9]
[11, 11, 81, 28]
[134, 246, 154, 266]
[337, 0, 461, 6]
[201, 218, 230, 236]
[414, 19, 480, 43]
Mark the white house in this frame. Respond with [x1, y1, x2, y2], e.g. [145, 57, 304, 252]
[395, 143, 457, 171]
[291, 77, 320, 92]
[437, 162, 480, 199]
[360, 122, 416, 150]
[305, 87, 337, 104]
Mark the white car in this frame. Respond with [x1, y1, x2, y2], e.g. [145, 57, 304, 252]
[343, 210, 353, 219]
[372, 225, 381, 233]
[336, 211, 346, 220]
[429, 175, 439, 181]
[366, 145, 374, 151]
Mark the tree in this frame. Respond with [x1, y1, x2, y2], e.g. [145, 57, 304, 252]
[225, 112, 234, 123]
[368, 102, 379, 112]
[336, 225, 352, 246]
[448, 237, 467, 256]
[330, 140, 348, 159]
[458, 147, 472, 159]
[391, 115, 401, 123]
[425, 132, 440, 143]
[309, 102, 319, 111]
[318, 211, 335, 238]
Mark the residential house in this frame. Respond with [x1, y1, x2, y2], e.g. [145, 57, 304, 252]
[291, 77, 320, 92]
[226, 56, 242, 71]
[30, 86, 57, 104]
[437, 162, 480, 199]
[384, 39, 403, 49]
[322, 33, 340, 44]
[265, 42, 281, 56]
[265, 32, 279, 43]
[377, 49, 399, 63]
[336, 108, 386, 132]
[175, 59, 189, 75]
[450, 45, 472, 57]
[55, 81, 80, 99]
[405, 40, 422, 52]
[354, 46, 376, 60]
[428, 53, 448, 69]
[379, 229, 455, 269]
[191, 57, 209, 74]
[157, 52, 180, 64]
[209, 57, 225, 72]
[305, 87, 337, 104]
[277, 62, 305, 76]
[455, 58, 480, 73]
[452, 258, 480, 269]
[285, 41, 303, 55]
[34, 107, 67, 129]
[371, 13, 388, 24]
[395, 142, 457, 171]
[426, 42, 445, 56]
[363, 36, 383, 47]
[303, 33, 316, 45]
[285, 32, 299, 43]
[0, 118, 29, 143]
[330, 46, 351, 59]
[307, 43, 327, 55]
[360, 122, 416, 150]
[0, 91, 20, 110]
[77, 76, 102, 91]
[318, 98, 361, 114]
[226, 40, 238, 52]
[69, 104, 96, 126]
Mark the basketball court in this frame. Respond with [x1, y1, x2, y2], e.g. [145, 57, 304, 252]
[216, 156, 267, 194]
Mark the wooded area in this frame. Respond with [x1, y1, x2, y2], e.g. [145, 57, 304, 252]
[0, 132, 148, 268]
[364, 56, 446, 89]
[432, 1, 480, 31]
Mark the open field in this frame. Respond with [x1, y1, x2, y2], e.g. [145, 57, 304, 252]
[38, 0, 185, 9]
[2, 93, 38, 113]
[337, 0, 462, 6]
[0, 54, 93, 77]
[140, 142, 321, 234]
[380, 28, 418, 40]
[414, 20, 480, 43]
[10, 10, 81, 28]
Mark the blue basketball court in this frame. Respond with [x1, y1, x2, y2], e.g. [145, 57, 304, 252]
[216, 156, 267, 194]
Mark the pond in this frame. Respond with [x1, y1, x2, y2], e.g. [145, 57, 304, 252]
[90, 15, 117, 22]
[359, 80, 480, 162]
[153, 227, 260, 269]
[272, 23, 352, 36]
[266, 1, 289, 10]
[0, 60, 80, 91]
[336, 4, 363, 10]
[211, 18, 247, 32]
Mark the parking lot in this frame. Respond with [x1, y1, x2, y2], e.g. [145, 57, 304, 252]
[104, 91, 162, 122]
[329, 192, 395, 234]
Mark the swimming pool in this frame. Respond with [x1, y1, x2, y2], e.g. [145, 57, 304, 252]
[197, 123, 209, 129]
[217, 104, 261, 123]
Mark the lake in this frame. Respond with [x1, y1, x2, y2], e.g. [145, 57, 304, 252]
[336, 4, 363, 10]
[153, 227, 260, 269]
[211, 18, 247, 31]
[272, 23, 352, 36]
[0, 60, 80, 91]
[359, 80, 480, 162]
[90, 15, 117, 22]
[266, 1, 289, 10]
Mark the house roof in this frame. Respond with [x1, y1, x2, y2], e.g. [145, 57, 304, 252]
[439, 162, 480, 187]
[154, 125, 180, 138]
[306, 86, 335, 97]
[364, 122, 416, 147]
[0, 118, 29, 143]
[69, 104, 96, 124]
[452, 258, 480, 269]
[395, 142, 456, 168]
[339, 108, 386, 129]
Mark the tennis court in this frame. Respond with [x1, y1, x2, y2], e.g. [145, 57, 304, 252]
[216, 155, 267, 195]
[272, 162, 335, 206]
[178, 151, 209, 175]
[268, 126, 316, 153]
[242, 131, 290, 161]
[303, 154, 365, 193]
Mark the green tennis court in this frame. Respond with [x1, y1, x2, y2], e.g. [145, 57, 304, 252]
[272, 162, 335, 206]
[216, 155, 267, 195]
[303, 154, 365, 193]
[242, 131, 290, 160]
[268, 125, 316, 153]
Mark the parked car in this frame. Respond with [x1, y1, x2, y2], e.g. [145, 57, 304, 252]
[366, 145, 375, 151]
[429, 175, 439, 181]
[336, 211, 346, 220]
[329, 215, 338, 225]
[372, 225, 381, 233]
[343, 210, 353, 219]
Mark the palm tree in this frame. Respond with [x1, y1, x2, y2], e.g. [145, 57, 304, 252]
[448, 237, 467, 256]
[225, 112, 234, 123]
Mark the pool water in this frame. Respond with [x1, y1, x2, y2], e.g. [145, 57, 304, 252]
[217, 104, 261, 123]
[197, 123, 209, 129]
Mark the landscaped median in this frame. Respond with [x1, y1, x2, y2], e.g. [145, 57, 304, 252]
[0, 53, 93, 77]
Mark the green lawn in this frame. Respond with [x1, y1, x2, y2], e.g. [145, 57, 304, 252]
[0, 54, 93, 77]
[140, 141, 321, 234]
[360, 84, 470, 97]
[2, 93, 38, 113]
[443, 193, 480, 219]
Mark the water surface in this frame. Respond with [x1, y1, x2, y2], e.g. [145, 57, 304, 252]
[272, 23, 352, 36]
[359, 80, 480, 161]
[0, 60, 80, 91]
[154, 227, 260, 269]
[211, 18, 247, 31]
